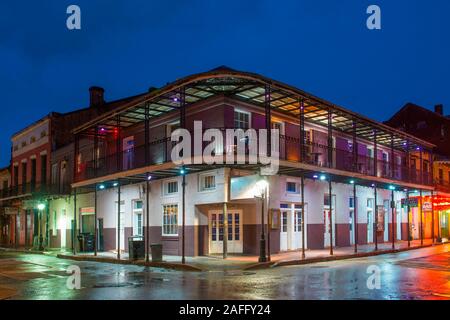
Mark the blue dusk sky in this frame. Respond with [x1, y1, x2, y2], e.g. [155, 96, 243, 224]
[0, 0, 449, 166]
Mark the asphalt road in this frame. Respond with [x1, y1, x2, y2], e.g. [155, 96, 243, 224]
[0, 244, 449, 300]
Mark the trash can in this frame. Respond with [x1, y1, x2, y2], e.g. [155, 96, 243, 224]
[128, 236, 145, 260]
[150, 243, 163, 262]
[78, 233, 94, 252]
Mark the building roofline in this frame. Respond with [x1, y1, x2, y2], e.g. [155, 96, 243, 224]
[72, 66, 435, 149]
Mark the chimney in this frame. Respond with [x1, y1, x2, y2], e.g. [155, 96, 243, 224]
[435, 104, 444, 116]
[89, 86, 105, 107]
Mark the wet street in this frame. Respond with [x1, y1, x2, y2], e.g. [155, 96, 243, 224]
[0, 244, 449, 300]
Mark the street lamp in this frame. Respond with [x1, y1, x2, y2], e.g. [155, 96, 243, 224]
[389, 185, 396, 249]
[37, 203, 46, 251]
[255, 179, 268, 263]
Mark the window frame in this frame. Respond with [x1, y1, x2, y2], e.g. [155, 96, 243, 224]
[162, 204, 179, 236]
[163, 180, 179, 196]
[233, 109, 251, 129]
[199, 174, 216, 192]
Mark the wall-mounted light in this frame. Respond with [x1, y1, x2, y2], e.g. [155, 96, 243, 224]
[147, 175, 152, 181]
[350, 180, 355, 184]
[319, 175, 326, 181]
[389, 185, 396, 191]
[113, 182, 118, 187]
[179, 168, 186, 175]
[37, 203, 46, 210]
[313, 174, 319, 179]
[99, 184, 105, 190]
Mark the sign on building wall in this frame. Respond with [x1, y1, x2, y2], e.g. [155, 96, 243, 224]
[269, 208, 280, 230]
[422, 202, 432, 212]
[376, 205, 385, 232]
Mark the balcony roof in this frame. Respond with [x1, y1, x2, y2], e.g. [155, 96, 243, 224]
[72, 66, 435, 151]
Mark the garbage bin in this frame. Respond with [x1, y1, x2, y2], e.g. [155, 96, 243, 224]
[78, 233, 94, 252]
[150, 243, 163, 262]
[128, 236, 145, 260]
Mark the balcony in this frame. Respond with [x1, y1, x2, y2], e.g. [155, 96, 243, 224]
[434, 179, 450, 194]
[0, 182, 71, 200]
[74, 129, 433, 186]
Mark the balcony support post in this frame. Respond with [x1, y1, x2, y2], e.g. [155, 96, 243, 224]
[353, 182, 358, 253]
[328, 177, 334, 255]
[352, 119, 358, 172]
[179, 86, 186, 265]
[390, 133, 395, 178]
[419, 189, 424, 246]
[116, 116, 122, 172]
[145, 174, 150, 263]
[145, 104, 150, 166]
[391, 188, 395, 249]
[265, 84, 272, 157]
[327, 109, 333, 168]
[93, 183, 98, 256]
[431, 190, 435, 244]
[374, 184, 378, 251]
[406, 140, 410, 182]
[373, 130, 378, 177]
[117, 180, 121, 260]
[406, 189, 411, 247]
[419, 147, 423, 185]
[299, 98, 305, 162]
[72, 187, 77, 255]
[301, 172, 306, 259]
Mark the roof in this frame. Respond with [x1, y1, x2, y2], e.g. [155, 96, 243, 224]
[71, 66, 435, 150]
[11, 92, 148, 140]
[385, 102, 450, 125]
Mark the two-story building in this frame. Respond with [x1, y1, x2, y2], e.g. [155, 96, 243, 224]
[0, 86, 147, 249]
[54, 67, 437, 260]
[386, 103, 450, 242]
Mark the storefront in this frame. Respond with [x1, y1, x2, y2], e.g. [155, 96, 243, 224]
[433, 195, 450, 241]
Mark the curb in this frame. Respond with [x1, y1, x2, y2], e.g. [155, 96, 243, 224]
[56, 254, 204, 272]
[244, 243, 440, 270]
[0, 247, 46, 255]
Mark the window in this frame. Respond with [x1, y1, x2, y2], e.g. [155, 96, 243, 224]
[13, 145, 18, 151]
[163, 204, 178, 236]
[30, 136, 36, 144]
[286, 182, 297, 193]
[133, 201, 143, 237]
[281, 212, 288, 233]
[21, 141, 27, 148]
[234, 110, 250, 129]
[294, 209, 302, 232]
[439, 169, 444, 183]
[40, 130, 47, 138]
[164, 180, 178, 195]
[200, 175, 215, 191]
[349, 197, 355, 209]
[367, 198, 374, 209]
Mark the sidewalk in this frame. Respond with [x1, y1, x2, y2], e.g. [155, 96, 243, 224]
[2, 239, 446, 272]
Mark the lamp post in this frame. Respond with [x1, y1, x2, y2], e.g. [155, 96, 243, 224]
[389, 185, 396, 249]
[255, 179, 268, 263]
[37, 203, 45, 251]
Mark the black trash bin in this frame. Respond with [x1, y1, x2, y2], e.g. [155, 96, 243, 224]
[150, 243, 163, 262]
[128, 236, 145, 260]
[78, 233, 94, 252]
